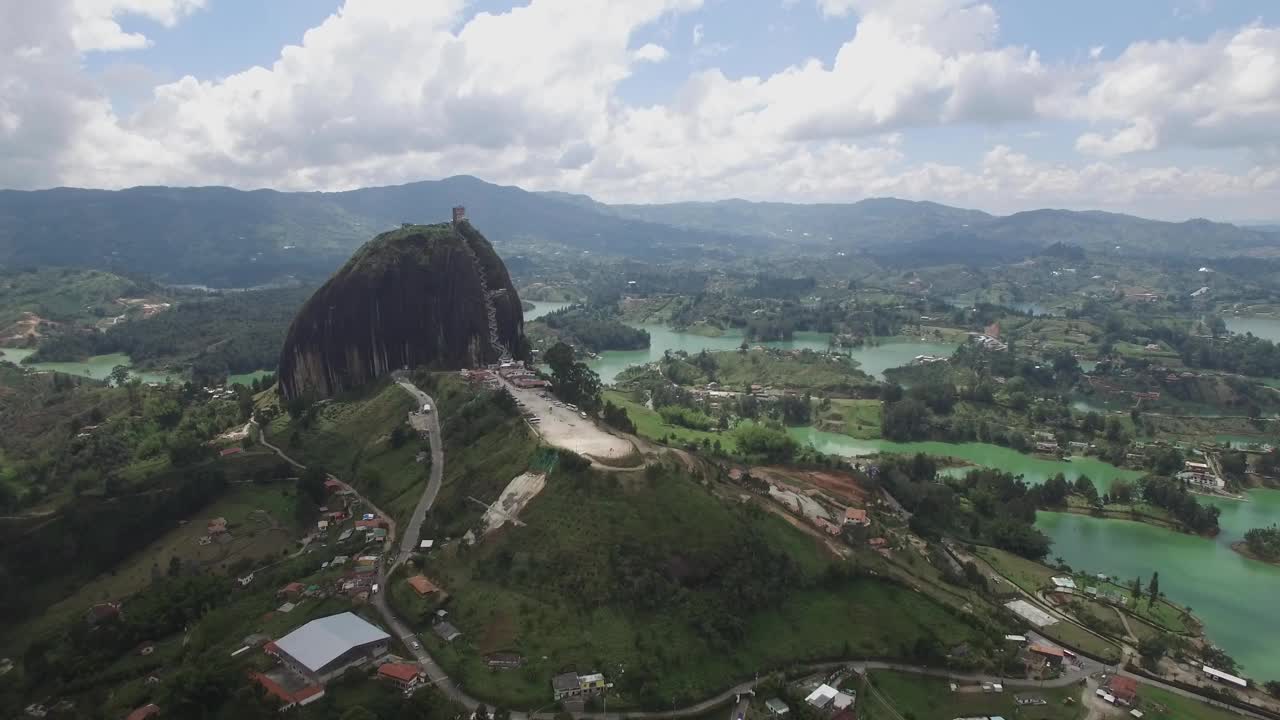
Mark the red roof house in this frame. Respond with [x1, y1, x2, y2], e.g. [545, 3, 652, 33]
[252, 673, 325, 709]
[278, 582, 306, 599]
[1029, 643, 1066, 665]
[323, 479, 344, 494]
[377, 663, 422, 689]
[844, 507, 869, 526]
[219, 447, 244, 457]
[407, 575, 439, 596]
[207, 517, 228, 534]
[1108, 675, 1138, 704]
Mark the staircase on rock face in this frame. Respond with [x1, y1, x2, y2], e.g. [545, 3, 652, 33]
[457, 234, 509, 362]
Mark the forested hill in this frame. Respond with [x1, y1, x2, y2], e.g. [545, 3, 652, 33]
[608, 198, 1275, 261]
[0, 178, 757, 287]
[0, 176, 1272, 286]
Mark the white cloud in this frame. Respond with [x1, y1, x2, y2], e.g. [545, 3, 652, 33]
[1075, 118, 1160, 157]
[632, 43, 669, 63]
[72, 0, 206, 51]
[1069, 25, 1280, 156]
[2, 0, 1278, 221]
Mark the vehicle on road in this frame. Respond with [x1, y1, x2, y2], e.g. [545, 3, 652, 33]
[411, 640, 421, 649]
[421, 403, 432, 413]
[372, 583, 379, 593]
[579, 411, 588, 419]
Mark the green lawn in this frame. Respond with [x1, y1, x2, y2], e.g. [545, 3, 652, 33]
[859, 670, 1085, 720]
[1093, 580, 1193, 634]
[820, 398, 882, 439]
[1036, 620, 1122, 663]
[974, 546, 1056, 596]
[973, 548, 1122, 661]
[709, 350, 877, 396]
[605, 389, 737, 452]
[1135, 685, 1245, 720]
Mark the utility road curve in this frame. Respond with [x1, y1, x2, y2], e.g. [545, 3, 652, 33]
[251, 384, 1268, 720]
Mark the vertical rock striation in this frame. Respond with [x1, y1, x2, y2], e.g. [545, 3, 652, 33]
[277, 221, 528, 400]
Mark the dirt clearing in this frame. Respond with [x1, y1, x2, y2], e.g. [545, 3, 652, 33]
[481, 472, 547, 533]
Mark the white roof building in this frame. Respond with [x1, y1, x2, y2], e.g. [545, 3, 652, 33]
[804, 684, 854, 711]
[269, 612, 390, 684]
[1051, 576, 1077, 590]
[1203, 665, 1247, 688]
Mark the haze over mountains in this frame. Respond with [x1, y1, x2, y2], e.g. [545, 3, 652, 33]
[0, 175, 1273, 286]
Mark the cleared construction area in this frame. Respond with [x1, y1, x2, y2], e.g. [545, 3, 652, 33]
[479, 472, 547, 533]
[499, 378, 638, 464]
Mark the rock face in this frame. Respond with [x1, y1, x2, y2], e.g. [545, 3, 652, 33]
[278, 221, 528, 400]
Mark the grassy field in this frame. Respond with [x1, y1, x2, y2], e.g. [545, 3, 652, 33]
[1010, 318, 1103, 354]
[268, 380, 415, 473]
[605, 389, 738, 452]
[418, 468, 983, 710]
[43, 481, 300, 611]
[1135, 685, 1245, 720]
[818, 398, 882, 438]
[1037, 620, 1122, 663]
[3, 475, 303, 657]
[708, 350, 877, 396]
[973, 547, 1122, 661]
[267, 380, 426, 524]
[859, 669, 1085, 720]
[975, 546, 1057, 596]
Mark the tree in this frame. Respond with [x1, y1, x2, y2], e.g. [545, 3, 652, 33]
[1073, 475, 1099, 504]
[1148, 571, 1160, 606]
[1110, 478, 1135, 504]
[544, 342, 602, 412]
[108, 364, 131, 387]
[1138, 634, 1170, 670]
[1131, 575, 1142, 599]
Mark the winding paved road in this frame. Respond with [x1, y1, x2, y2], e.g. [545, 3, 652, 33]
[250, 388, 1267, 720]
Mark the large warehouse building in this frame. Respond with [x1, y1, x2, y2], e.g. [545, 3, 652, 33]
[265, 612, 391, 685]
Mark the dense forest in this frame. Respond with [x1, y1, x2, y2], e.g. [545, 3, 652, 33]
[875, 455, 1052, 560]
[1244, 525, 1280, 560]
[535, 305, 650, 352]
[28, 287, 311, 382]
[1138, 476, 1222, 535]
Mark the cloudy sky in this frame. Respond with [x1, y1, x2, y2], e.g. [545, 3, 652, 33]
[2, 0, 1279, 220]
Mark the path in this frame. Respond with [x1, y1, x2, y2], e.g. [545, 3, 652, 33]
[392, 376, 444, 569]
[249, 400, 1268, 720]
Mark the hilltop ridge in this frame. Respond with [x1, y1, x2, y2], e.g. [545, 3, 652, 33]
[277, 220, 528, 400]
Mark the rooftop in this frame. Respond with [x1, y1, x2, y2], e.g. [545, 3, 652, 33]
[378, 663, 420, 682]
[552, 672, 580, 692]
[272, 612, 389, 672]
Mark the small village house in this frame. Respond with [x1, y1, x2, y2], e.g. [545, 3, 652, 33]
[407, 575, 439, 597]
[804, 683, 855, 713]
[1107, 675, 1138, 706]
[1028, 643, 1065, 667]
[377, 663, 422, 691]
[843, 507, 869, 527]
[278, 582, 306, 600]
[551, 671, 608, 701]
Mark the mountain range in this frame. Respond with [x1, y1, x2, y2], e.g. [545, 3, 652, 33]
[0, 176, 1273, 286]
